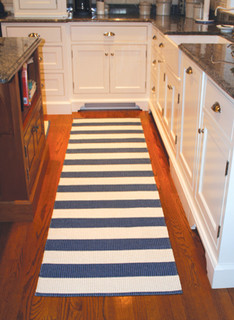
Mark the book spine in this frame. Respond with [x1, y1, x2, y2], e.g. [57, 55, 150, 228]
[21, 63, 29, 107]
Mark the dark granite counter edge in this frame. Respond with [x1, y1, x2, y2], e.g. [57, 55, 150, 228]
[179, 44, 234, 99]
[0, 38, 41, 84]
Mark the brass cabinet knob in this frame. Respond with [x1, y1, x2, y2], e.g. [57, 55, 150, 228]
[198, 128, 204, 134]
[39, 56, 43, 62]
[153, 35, 157, 40]
[28, 32, 40, 38]
[186, 66, 193, 74]
[111, 53, 114, 56]
[211, 102, 221, 113]
[167, 84, 173, 90]
[152, 59, 156, 65]
[158, 59, 164, 63]
[103, 32, 115, 37]
[159, 42, 164, 48]
[105, 53, 108, 56]
[152, 86, 156, 93]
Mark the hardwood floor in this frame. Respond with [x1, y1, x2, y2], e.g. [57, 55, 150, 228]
[0, 111, 233, 320]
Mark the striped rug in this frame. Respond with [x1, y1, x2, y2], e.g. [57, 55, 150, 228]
[35, 118, 182, 296]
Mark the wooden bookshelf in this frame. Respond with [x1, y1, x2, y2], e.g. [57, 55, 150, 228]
[0, 46, 49, 222]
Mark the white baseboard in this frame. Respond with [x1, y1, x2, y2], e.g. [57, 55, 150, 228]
[44, 102, 72, 115]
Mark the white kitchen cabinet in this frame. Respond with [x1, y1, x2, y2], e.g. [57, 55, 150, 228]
[1, 23, 70, 114]
[150, 27, 234, 288]
[196, 109, 231, 245]
[70, 22, 150, 111]
[179, 54, 204, 190]
[164, 67, 180, 153]
[13, 0, 67, 18]
[72, 44, 146, 95]
[150, 27, 180, 156]
[196, 78, 234, 246]
[72, 45, 109, 94]
[110, 45, 146, 94]
[18, 0, 57, 9]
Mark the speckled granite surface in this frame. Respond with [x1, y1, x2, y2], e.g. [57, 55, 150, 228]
[0, 37, 41, 83]
[179, 43, 234, 98]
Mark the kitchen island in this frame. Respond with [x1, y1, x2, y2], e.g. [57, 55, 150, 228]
[0, 37, 49, 221]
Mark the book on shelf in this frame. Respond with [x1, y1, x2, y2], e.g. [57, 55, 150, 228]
[20, 63, 37, 108]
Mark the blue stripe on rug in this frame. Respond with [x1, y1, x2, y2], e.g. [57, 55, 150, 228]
[39, 262, 178, 278]
[54, 199, 162, 209]
[72, 122, 142, 127]
[57, 184, 157, 192]
[45, 238, 172, 251]
[65, 148, 148, 153]
[60, 171, 154, 178]
[68, 138, 146, 143]
[50, 217, 166, 228]
[35, 118, 182, 297]
[70, 130, 143, 134]
[63, 159, 151, 165]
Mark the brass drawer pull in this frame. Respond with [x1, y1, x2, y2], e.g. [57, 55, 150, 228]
[186, 66, 193, 75]
[167, 84, 173, 90]
[198, 128, 204, 134]
[152, 35, 157, 40]
[103, 32, 115, 37]
[28, 33, 40, 38]
[159, 42, 164, 48]
[152, 86, 156, 93]
[211, 102, 221, 113]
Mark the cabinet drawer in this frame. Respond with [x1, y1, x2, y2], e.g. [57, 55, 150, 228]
[70, 25, 148, 42]
[38, 46, 63, 70]
[204, 79, 234, 140]
[4, 25, 62, 44]
[41, 73, 65, 96]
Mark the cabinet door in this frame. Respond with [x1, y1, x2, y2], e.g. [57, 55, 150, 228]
[179, 56, 203, 189]
[157, 58, 166, 115]
[196, 110, 230, 244]
[19, 0, 57, 9]
[72, 45, 109, 94]
[110, 45, 146, 93]
[164, 70, 179, 153]
[24, 100, 45, 191]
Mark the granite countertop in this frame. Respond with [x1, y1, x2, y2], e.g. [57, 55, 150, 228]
[0, 37, 41, 84]
[0, 13, 233, 97]
[179, 43, 234, 98]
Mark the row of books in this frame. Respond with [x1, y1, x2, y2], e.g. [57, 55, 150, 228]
[21, 62, 37, 108]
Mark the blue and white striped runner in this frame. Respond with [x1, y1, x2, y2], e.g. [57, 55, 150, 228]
[35, 118, 182, 296]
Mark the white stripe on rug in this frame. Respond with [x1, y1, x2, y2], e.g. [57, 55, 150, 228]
[35, 118, 182, 296]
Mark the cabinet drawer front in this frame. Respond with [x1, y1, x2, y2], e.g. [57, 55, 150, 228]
[70, 25, 148, 42]
[41, 73, 65, 96]
[38, 46, 63, 70]
[19, 0, 57, 9]
[4, 26, 62, 44]
[204, 79, 234, 140]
